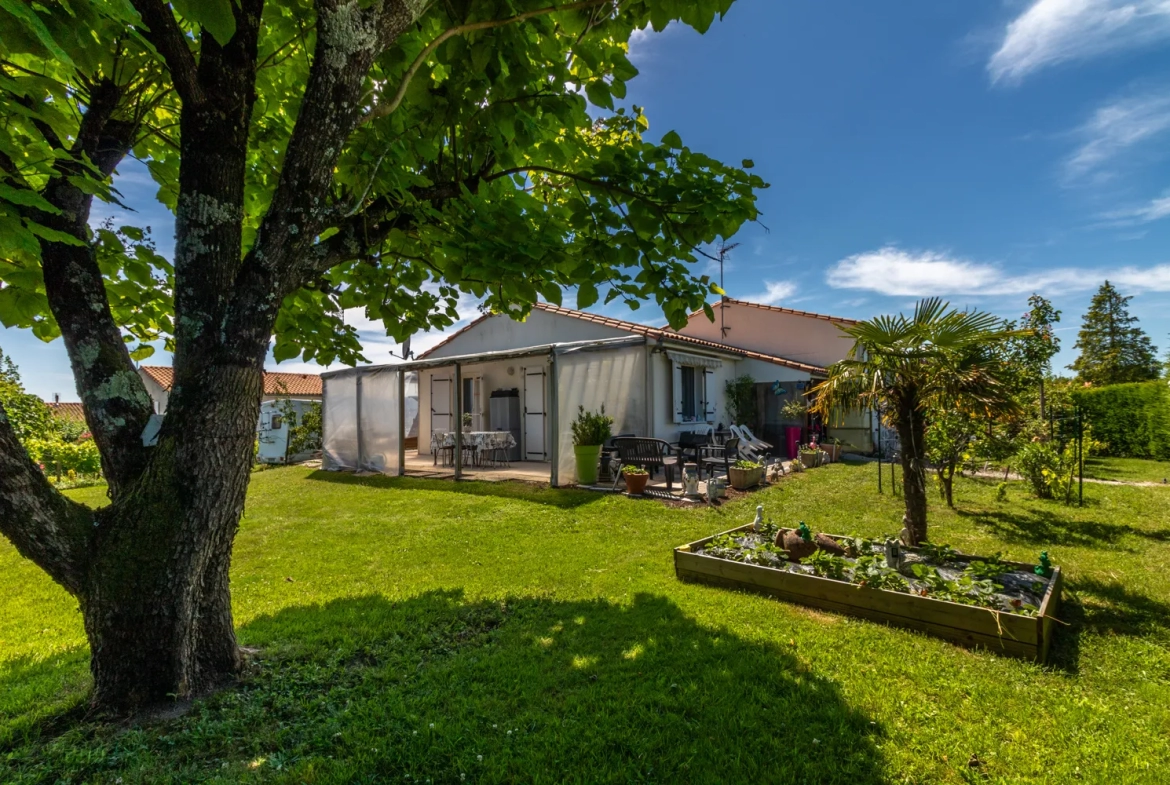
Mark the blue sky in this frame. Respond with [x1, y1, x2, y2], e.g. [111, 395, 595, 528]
[6, 0, 1170, 400]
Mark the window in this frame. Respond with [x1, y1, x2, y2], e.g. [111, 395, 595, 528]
[670, 354, 719, 424]
[680, 367, 697, 420]
[461, 376, 483, 430]
[271, 414, 283, 430]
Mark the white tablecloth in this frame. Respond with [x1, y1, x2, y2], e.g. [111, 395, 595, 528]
[431, 431, 517, 455]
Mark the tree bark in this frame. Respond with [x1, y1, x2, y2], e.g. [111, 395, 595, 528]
[895, 397, 929, 546]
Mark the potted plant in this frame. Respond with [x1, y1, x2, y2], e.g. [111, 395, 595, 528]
[728, 458, 764, 490]
[822, 437, 842, 463]
[621, 464, 650, 495]
[799, 442, 823, 467]
[571, 405, 613, 486]
[462, 412, 473, 431]
[780, 398, 808, 459]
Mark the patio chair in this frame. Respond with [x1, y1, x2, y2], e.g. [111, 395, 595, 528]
[729, 425, 764, 461]
[739, 424, 774, 451]
[699, 437, 740, 480]
[610, 437, 679, 492]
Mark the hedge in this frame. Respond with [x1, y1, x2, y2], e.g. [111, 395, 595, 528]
[1071, 381, 1170, 461]
[23, 437, 103, 476]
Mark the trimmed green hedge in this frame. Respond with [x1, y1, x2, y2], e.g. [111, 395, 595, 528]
[1071, 381, 1170, 460]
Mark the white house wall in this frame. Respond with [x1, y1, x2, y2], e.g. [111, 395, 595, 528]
[425, 309, 633, 359]
[678, 304, 855, 368]
[647, 349, 741, 443]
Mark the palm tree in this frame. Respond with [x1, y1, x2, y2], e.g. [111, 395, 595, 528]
[809, 299, 1020, 545]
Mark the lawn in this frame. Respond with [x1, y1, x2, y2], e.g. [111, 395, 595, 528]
[1083, 456, 1170, 484]
[2, 464, 1169, 784]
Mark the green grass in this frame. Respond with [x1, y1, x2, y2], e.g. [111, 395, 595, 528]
[1083, 456, 1170, 484]
[2, 465, 1169, 784]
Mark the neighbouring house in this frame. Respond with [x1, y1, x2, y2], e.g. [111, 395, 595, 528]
[672, 297, 877, 453]
[138, 366, 323, 464]
[320, 302, 840, 485]
[45, 399, 86, 422]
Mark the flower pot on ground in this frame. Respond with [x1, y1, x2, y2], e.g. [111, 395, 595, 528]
[622, 465, 650, 495]
[822, 442, 841, 462]
[728, 459, 764, 490]
[799, 448, 822, 467]
[571, 405, 613, 485]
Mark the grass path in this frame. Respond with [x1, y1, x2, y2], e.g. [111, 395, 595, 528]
[2, 465, 1168, 783]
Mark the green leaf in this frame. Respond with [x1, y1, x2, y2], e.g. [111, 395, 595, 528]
[661, 130, 682, 149]
[576, 282, 598, 309]
[584, 81, 613, 110]
[129, 344, 156, 361]
[24, 220, 86, 247]
[0, 182, 61, 214]
[171, 0, 237, 47]
[741, 159, 754, 169]
[0, 0, 75, 65]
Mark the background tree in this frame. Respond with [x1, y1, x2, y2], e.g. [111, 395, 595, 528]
[0, 0, 761, 713]
[0, 347, 54, 441]
[810, 299, 1019, 545]
[1070, 281, 1160, 385]
[1004, 294, 1060, 419]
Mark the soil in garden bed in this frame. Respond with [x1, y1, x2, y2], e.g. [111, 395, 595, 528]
[696, 526, 1051, 616]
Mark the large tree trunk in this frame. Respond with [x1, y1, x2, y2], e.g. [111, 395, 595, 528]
[895, 398, 929, 546]
[83, 365, 262, 711]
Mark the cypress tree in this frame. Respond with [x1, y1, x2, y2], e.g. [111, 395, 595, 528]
[1070, 281, 1160, 385]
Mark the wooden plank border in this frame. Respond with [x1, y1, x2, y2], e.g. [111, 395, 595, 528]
[674, 529, 1063, 662]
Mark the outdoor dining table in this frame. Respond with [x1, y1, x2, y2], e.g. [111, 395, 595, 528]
[431, 431, 517, 466]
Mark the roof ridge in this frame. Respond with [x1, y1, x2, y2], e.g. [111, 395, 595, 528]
[685, 297, 859, 325]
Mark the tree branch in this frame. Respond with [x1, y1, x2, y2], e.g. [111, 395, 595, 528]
[362, 0, 608, 125]
[129, 0, 204, 105]
[0, 404, 94, 597]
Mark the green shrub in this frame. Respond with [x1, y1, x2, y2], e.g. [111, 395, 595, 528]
[570, 405, 612, 447]
[24, 437, 102, 476]
[1071, 381, 1170, 460]
[724, 375, 757, 426]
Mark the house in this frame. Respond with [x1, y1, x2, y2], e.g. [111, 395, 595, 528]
[138, 366, 323, 464]
[320, 302, 836, 485]
[45, 400, 86, 422]
[672, 297, 877, 452]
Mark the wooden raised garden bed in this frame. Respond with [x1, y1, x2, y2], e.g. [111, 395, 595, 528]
[675, 524, 1063, 662]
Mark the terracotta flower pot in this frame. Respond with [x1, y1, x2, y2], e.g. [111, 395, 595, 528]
[822, 444, 841, 462]
[624, 472, 649, 495]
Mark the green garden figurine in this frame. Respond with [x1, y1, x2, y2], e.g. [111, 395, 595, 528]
[797, 521, 812, 542]
[1034, 551, 1053, 578]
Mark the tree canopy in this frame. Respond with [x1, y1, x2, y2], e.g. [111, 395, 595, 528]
[1, 0, 763, 367]
[1069, 281, 1160, 386]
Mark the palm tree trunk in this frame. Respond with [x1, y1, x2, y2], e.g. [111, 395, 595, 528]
[895, 400, 929, 545]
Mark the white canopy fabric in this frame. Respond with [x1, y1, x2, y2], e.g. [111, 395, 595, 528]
[555, 344, 647, 484]
[322, 369, 405, 474]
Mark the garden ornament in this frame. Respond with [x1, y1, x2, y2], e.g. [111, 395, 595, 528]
[884, 538, 901, 570]
[797, 521, 812, 542]
[682, 463, 700, 498]
[1034, 551, 1053, 578]
[752, 505, 764, 531]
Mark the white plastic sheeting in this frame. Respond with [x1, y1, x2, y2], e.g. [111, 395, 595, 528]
[322, 369, 402, 474]
[359, 369, 401, 473]
[555, 344, 647, 484]
[322, 374, 359, 469]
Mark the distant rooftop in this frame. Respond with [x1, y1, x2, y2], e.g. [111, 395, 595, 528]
[139, 366, 323, 397]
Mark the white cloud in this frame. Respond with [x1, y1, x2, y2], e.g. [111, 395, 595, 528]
[1065, 90, 1170, 181]
[989, 0, 1170, 85]
[826, 246, 1170, 296]
[743, 280, 798, 306]
[1100, 191, 1170, 223]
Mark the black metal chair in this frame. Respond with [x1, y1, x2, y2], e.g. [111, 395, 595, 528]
[699, 437, 740, 480]
[610, 437, 680, 492]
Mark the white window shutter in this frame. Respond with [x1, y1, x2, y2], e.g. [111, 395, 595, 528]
[703, 369, 716, 422]
[671, 360, 683, 424]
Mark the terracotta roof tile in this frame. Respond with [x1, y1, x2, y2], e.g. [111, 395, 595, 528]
[139, 366, 322, 396]
[45, 401, 86, 421]
[416, 303, 825, 374]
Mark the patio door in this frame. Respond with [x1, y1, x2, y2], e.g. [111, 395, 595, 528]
[431, 376, 452, 434]
[523, 369, 546, 459]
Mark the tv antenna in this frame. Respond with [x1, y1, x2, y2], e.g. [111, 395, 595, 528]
[716, 241, 740, 339]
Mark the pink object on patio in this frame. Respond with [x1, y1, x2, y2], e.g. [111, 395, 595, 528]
[786, 426, 802, 459]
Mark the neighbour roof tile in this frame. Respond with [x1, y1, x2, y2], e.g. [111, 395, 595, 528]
[138, 366, 322, 396]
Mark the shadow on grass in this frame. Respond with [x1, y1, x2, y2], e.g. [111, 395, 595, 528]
[4, 591, 888, 784]
[956, 504, 1168, 549]
[1047, 576, 1170, 673]
[306, 469, 602, 510]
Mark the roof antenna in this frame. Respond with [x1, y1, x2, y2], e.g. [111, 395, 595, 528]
[716, 241, 740, 339]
